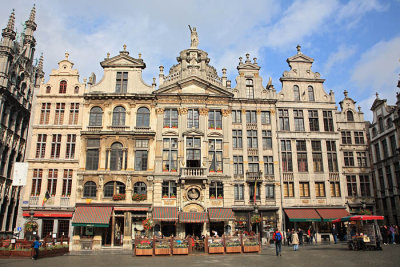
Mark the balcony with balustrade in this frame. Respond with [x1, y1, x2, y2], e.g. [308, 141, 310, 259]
[246, 171, 263, 182]
[180, 167, 207, 179]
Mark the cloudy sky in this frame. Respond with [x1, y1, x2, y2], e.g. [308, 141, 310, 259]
[1, 0, 399, 121]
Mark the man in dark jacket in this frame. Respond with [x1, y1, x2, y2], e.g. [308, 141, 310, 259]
[298, 228, 303, 245]
[273, 229, 283, 256]
[286, 229, 292, 246]
[332, 224, 338, 244]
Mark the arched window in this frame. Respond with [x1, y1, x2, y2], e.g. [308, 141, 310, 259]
[89, 107, 103, 126]
[112, 106, 126, 126]
[83, 181, 97, 198]
[59, 80, 67, 93]
[378, 117, 384, 133]
[136, 107, 150, 127]
[74, 86, 79, 94]
[308, 86, 315, 101]
[347, 111, 354, 122]
[110, 142, 123, 171]
[116, 181, 126, 194]
[46, 86, 51, 94]
[246, 79, 254, 99]
[293, 85, 300, 101]
[387, 118, 393, 128]
[372, 127, 377, 137]
[134, 182, 147, 195]
[104, 182, 114, 197]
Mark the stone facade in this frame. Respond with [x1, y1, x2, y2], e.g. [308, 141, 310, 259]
[0, 6, 42, 236]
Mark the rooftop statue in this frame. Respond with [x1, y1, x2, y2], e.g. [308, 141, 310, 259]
[188, 25, 199, 49]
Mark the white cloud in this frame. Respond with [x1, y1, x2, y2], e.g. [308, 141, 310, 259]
[323, 44, 356, 74]
[336, 0, 386, 28]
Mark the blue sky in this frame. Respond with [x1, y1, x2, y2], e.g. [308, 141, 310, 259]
[1, 0, 399, 121]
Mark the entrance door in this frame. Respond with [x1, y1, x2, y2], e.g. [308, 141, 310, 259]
[102, 223, 112, 246]
[185, 223, 202, 238]
[114, 217, 124, 246]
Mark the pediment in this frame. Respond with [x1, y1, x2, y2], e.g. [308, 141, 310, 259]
[207, 132, 223, 137]
[162, 130, 179, 136]
[100, 54, 145, 69]
[237, 63, 261, 71]
[182, 129, 204, 136]
[287, 54, 314, 63]
[370, 98, 386, 111]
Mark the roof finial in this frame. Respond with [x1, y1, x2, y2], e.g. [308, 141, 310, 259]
[29, 4, 36, 22]
[38, 53, 44, 70]
[344, 90, 348, 98]
[296, 44, 302, 54]
[245, 53, 250, 63]
[7, 9, 15, 30]
[65, 52, 69, 60]
[138, 53, 142, 59]
[239, 57, 243, 64]
[376, 92, 379, 98]
[188, 25, 199, 49]
[107, 52, 110, 59]
[123, 44, 127, 51]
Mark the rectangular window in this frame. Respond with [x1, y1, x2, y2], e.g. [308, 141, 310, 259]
[294, 110, 305, 131]
[208, 110, 222, 129]
[54, 103, 65, 125]
[346, 175, 357, 197]
[299, 182, 310, 197]
[135, 151, 148, 171]
[247, 130, 258, 148]
[163, 108, 178, 128]
[323, 111, 334, 132]
[115, 71, 128, 93]
[266, 184, 275, 199]
[378, 168, 384, 194]
[330, 182, 341, 197]
[341, 131, 352, 144]
[308, 110, 319, 131]
[357, 152, 368, 167]
[234, 184, 244, 200]
[262, 130, 272, 150]
[65, 134, 76, 159]
[395, 163, 400, 192]
[249, 182, 260, 201]
[386, 165, 393, 191]
[42, 220, 54, 238]
[232, 110, 242, 124]
[283, 181, 294, 197]
[248, 156, 259, 172]
[68, 103, 79, 125]
[186, 137, 201, 168]
[382, 139, 389, 158]
[344, 151, 354, 167]
[40, 103, 51, 124]
[208, 139, 223, 172]
[58, 220, 69, 238]
[326, 140, 338, 172]
[163, 138, 178, 172]
[354, 132, 365, 144]
[187, 109, 199, 128]
[162, 181, 177, 198]
[279, 109, 290, 131]
[233, 156, 244, 176]
[50, 134, 62, 158]
[261, 111, 271, 124]
[281, 140, 293, 172]
[47, 169, 58, 196]
[62, 169, 73, 197]
[31, 169, 42, 196]
[312, 141, 323, 172]
[136, 139, 149, 148]
[232, 130, 243, 149]
[360, 175, 370, 197]
[86, 139, 100, 170]
[246, 110, 257, 124]
[390, 135, 397, 157]
[209, 182, 224, 198]
[296, 140, 308, 172]
[35, 134, 47, 158]
[315, 182, 326, 197]
[246, 79, 254, 99]
[263, 156, 274, 176]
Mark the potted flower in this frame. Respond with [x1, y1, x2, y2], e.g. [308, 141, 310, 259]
[163, 125, 170, 128]
[216, 126, 222, 130]
[171, 168, 177, 172]
[172, 240, 189, 255]
[170, 194, 176, 199]
[209, 194, 216, 200]
[225, 240, 241, 253]
[154, 240, 171, 255]
[135, 241, 153, 256]
[209, 168, 215, 173]
[250, 215, 261, 224]
[217, 194, 223, 199]
[162, 194, 169, 199]
[208, 241, 224, 254]
[209, 123, 214, 129]
[171, 124, 178, 128]
[132, 193, 147, 201]
[217, 169, 223, 173]
[112, 194, 126, 201]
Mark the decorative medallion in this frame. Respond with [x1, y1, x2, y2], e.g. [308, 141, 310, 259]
[187, 187, 200, 201]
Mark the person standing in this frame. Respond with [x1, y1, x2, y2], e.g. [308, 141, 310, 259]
[389, 225, 395, 244]
[332, 224, 338, 244]
[286, 229, 292, 246]
[298, 228, 303, 245]
[308, 227, 313, 244]
[32, 237, 41, 260]
[273, 229, 283, 256]
[291, 229, 299, 251]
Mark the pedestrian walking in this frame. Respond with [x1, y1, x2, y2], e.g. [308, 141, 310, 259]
[332, 224, 338, 244]
[286, 229, 292, 246]
[389, 225, 395, 244]
[382, 225, 389, 245]
[291, 229, 299, 251]
[308, 227, 313, 244]
[273, 228, 283, 256]
[32, 236, 41, 260]
[298, 228, 303, 245]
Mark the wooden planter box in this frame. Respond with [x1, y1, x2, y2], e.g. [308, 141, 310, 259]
[154, 248, 171, 255]
[10, 250, 33, 257]
[172, 247, 188, 255]
[135, 248, 153, 256]
[243, 245, 260, 253]
[225, 246, 242, 253]
[208, 246, 224, 254]
[0, 250, 12, 257]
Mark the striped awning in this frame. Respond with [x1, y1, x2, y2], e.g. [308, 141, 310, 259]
[316, 208, 350, 221]
[72, 206, 112, 227]
[179, 212, 209, 223]
[208, 208, 235, 221]
[152, 207, 178, 221]
[114, 207, 149, 212]
[285, 208, 322, 222]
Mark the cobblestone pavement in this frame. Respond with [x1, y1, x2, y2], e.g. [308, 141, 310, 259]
[1, 244, 400, 267]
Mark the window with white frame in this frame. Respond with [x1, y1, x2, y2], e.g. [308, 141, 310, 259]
[209, 139, 223, 172]
[261, 111, 271, 124]
[312, 141, 323, 172]
[279, 109, 289, 130]
[186, 137, 201, 167]
[247, 130, 258, 148]
[163, 108, 178, 128]
[234, 184, 244, 200]
[62, 169, 72, 197]
[281, 140, 293, 172]
[69, 103, 79, 125]
[65, 134, 76, 159]
[262, 130, 272, 150]
[163, 138, 178, 172]
[232, 110, 242, 124]
[35, 134, 47, 158]
[294, 110, 305, 131]
[54, 103, 65, 125]
[31, 169, 42, 196]
[266, 184, 274, 199]
[264, 156, 274, 175]
[233, 156, 243, 176]
[208, 110, 222, 129]
[232, 130, 243, 149]
[187, 109, 199, 128]
[47, 169, 58, 196]
[246, 110, 257, 124]
[162, 181, 177, 198]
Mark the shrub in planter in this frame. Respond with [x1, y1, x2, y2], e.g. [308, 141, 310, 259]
[132, 193, 147, 201]
[113, 194, 126, 201]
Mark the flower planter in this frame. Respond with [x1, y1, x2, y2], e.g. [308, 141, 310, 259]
[135, 248, 153, 256]
[208, 246, 224, 254]
[243, 245, 260, 253]
[172, 247, 188, 255]
[10, 250, 32, 257]
[154, 248, 171, 255]
[225, 246, 241, 253]
[0, 250, 11, 257]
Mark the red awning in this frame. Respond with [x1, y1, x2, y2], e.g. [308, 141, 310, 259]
[22, 211, 73, 218]
[114, 207, 149, 211]
[152, 207, 178, 221]
[316, 208, 349, 221]
[285, 208, 322, 222]
[179, 212, 209, 223]
[332, 215, 385, 223]
[72, 206, 112, 227]
[208, 208, 235, 221]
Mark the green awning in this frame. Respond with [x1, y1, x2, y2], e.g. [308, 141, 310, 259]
[285, 208, 322, 222]
[72, 206, 112, 227]
[71, 223, 109, 228]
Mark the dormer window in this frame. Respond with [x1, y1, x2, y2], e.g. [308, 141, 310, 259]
[59, 80, 67, 94]
[308, 86, 315, 101]
[293, 85, 300, 101]
[246, 79, 254, 99]
[115, 72, 128, 93]
[347, 111, 354, 122]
